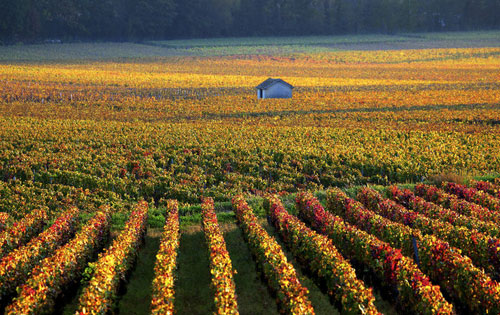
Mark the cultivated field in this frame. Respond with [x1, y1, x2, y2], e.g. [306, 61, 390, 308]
[0, 33, 499, 314]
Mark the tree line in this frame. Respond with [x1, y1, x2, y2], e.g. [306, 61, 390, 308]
[1, 0, 499, 42]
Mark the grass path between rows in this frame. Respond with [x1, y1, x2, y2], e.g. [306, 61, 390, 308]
[116, 233, 161, 314]
[60, 211, 399, 314]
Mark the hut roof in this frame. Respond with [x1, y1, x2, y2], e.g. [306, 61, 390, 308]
[256, 78, 294, 90]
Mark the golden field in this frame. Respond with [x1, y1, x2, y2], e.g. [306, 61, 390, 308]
[0, 44, 499, 215]
[1, 37, 500, 314]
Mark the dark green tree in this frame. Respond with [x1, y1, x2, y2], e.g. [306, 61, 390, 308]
[128, 0, 176, 38]
[0, 0, 499, 42]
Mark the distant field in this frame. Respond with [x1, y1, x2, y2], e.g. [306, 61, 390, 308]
[0, 42, 186, 62]
[151, 31, 500, 54]
[1, 33, 499, 207]
[1, 31, 499, 62]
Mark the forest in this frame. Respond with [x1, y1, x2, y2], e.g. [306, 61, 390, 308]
[1, 0, 499, 42]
